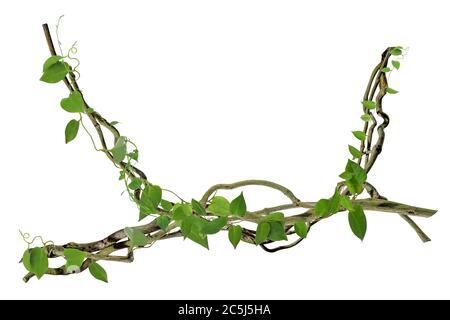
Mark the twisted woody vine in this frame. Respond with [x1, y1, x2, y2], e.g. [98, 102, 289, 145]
[20, 20, 437, 283]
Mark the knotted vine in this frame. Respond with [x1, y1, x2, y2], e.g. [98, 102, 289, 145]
[21, 21, 437, 283]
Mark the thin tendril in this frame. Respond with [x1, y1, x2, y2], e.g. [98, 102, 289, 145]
[55, 15, 65, 56]
[20, 230, 54, 248]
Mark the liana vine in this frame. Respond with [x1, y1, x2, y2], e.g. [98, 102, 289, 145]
[20, 21, 437, 283]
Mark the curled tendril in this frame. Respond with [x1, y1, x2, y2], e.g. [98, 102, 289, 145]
[67, 41, 81, 80]
[19, 230, 54, 248]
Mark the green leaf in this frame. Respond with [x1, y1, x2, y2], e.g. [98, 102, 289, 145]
[386, 87, 399, 94]
[43, 55, 64, 71]
[391, 60, 400, 70]
[202, 217, 227, 234]
[40, 61, 69, 83]
[65, 119, 80, 144]
[348, 205, 367, 241]
[180, 216, 195, 237]
[361, 100, 376, 110]
[348, 145, 363, 159]
[118, 170, 125, 180]
[208, 196, 230, 216]
[352, 131, 366, 141]
[128, 178, 141, 190]
[389, 47, 402, 56]
[124, 227, 149, 247]
[230, 192, 247, 216]
[110, 121, 119, 126]
[128, 149, 139, 161]
[255, 222, 271, 245]
[339, 171, 353, 180]
[314, 199, 330, 217]
[361, 114, 372, 122]
[29, 247, 48, 279]
[294, 220, 308, 238]
[262, 212, 285, 222]
[192, 199, 207, 216]
[340, 195, 354, 211]
[329, 189, 341, 214]
[89, 262, 108, 283]
[64, 248, 87, 272]
[344, 160, 367, 195]
[160, 199, 173, 211]
[156, 215, 171, 231]
[268, 221, 287, 241]
[140, 185, 162, 216]
[381, 67, 391, 73]
[110, 136, 127, 164]
[86, 107, 94, 114]
[22, 249, 32, 272]
[228, 225, 242, 249]
[172, 204, 192, 221]
[60, 91, 84, 113]
[186, 223, 209, 249]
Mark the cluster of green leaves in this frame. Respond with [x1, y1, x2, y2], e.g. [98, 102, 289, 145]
[22, 246, 107, 282]
[40, 56, 92, 144]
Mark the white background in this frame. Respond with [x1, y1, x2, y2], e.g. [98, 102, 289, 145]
[0, 0, 448, 299]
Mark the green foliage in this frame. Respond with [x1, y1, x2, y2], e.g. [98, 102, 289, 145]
[208, 196, 230, 216]
[352, 131, 366, 141]
[294, 220, 308, 238]
[255, 222, 270, 245]
[64, 248, 87, 272]
[172, 204, 192, 221]
[340, 195, 354, 211]
[191, 199, 207, 216]
[348, 145, 363, 159]
[156, 215, 171, 231]
[329, 189, 341, 214]
[381, 67, 391, 73]
[128, 149, 139, 161]
[140, 184, 162, 218]
[110, 136, 127, 164]
[315, 199, 331, 217]
[89, 262, 108, 283]
[40, 56, 69, 83]
[361, 114, 371, 122]
[228, 225, 242, 249]
[202, 217, 227, 234]
[60, 91, 84, 113]
[267, 221, 287, 241]
[261, 212, 285, 222]
[230, 192, 246, 216]
[29, 247, 48, 279]
[389, 47, 403, 56]
[160, 199, 173, 211]
[361, 100, 376, 110]
[43, 55, 64, 71]
[348, 205, 367, 241]
[128, 178, 141, 190]
[340, 160, 367, 195]
[386, 87, 399, 94]
[124, 227, 149, 247]
[110, 121, 119, 126]
[186, 227, 209, 249]
[22, 249, 32, 272]
[65, 119, 80, 144]
[391, 60, 400, 70]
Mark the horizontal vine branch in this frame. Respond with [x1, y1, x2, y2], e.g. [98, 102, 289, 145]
[20, 21, 437, 283]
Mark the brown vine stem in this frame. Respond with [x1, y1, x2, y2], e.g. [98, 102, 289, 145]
[23, 24, 437, 283]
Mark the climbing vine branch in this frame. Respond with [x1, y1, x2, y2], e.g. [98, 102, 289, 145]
[20, 22, 437, 283]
